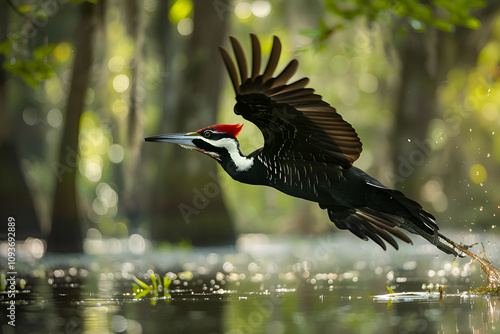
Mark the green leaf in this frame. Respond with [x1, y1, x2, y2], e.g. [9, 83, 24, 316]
[33, 44, 57, 60]
[17, 5, 33, 13]
[429, 18, 454, 32]
[133, 276, 151, 290]
[299, 28, 322, 40]
[20, 73, 40, 87]
[3, 59, 39, 87]
[34, 62, 55, 80]
[0, 39, 11, 56]
[462, 17, 481, 30]
[34, 9, 48, 19]
[70, 0, 99, 3]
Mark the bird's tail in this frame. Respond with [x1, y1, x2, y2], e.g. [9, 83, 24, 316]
[368, 185, 470, 257]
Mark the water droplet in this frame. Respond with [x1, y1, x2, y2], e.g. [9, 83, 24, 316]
[479, 206, 483, 211]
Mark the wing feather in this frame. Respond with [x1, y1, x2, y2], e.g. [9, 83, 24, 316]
[250, 33, 261, 80]
[262, 36, 281, 82]
[219, 34, 363, 167]
[229, 37, 248, 86]
[218, 46, 240, 94]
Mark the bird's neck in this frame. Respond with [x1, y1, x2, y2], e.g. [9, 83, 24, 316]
[220, 149, 254, 175]
[218, 145, 269, 185]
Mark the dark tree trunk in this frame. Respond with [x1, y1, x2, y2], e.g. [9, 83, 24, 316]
[0, 1, 41, 240]
[47, 2, 98, 253]
[148, 0, 236, 245]
[120, 0, 146, 227]
[390, 27, 438, 194]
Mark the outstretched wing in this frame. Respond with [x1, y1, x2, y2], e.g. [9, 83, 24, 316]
[218, 34, 362, 168]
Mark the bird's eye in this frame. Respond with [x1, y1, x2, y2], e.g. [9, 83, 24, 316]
[203, 131, 211, 138]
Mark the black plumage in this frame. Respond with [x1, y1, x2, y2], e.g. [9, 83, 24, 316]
[217, 34, 461, 255]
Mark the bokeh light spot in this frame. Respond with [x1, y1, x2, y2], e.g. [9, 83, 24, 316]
[112, 99, 129, 119]
[129, 234, 146, 254]
[235, 2, 252, 20]
[79, 158, 103, 183]
[108, 143, 125, 163]
[108, 55, 125, 73]
[113, 74, 130, 93]
[358, 73, 379, 93]
[54, 42, 71, 62]
[469, 163, 487, 184]
[482, 103, 498, 122]
[47, 108, 63, 128]
[251, 1, 271, 17]
[23, 107, 38, 126]
[169, 0, 192, 24]
[177, 18, 193, 36]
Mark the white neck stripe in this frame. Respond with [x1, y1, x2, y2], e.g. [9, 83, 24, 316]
[205, 138, 254, 172]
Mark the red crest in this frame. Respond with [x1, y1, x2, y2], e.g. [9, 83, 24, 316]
[197, 123, 243, 137]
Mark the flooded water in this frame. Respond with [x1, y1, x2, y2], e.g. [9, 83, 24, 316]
[2, 232, 500, 333]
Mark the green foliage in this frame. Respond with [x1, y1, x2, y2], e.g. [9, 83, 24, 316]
[0, 39, 57, 87]
[33, 44, 57, 60]
[2, 56, 55, 87]
[69, 0, 99, 4]
[314, 0, 485, 42]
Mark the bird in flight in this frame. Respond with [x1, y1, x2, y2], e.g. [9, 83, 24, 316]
[146, 34, 462, 256]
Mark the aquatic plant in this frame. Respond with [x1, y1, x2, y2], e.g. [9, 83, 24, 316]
[132, 273, 172, 302]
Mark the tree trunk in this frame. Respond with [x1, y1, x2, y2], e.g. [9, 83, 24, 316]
[0, 0, 41, 240]
[120, 0, 146, 227]
[148, 0, 236, 245]
[390, 27, 438, 194]
[47, 2, 98, 253]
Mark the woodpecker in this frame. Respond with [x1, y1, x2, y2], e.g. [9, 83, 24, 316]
[146, 34, 463, 256]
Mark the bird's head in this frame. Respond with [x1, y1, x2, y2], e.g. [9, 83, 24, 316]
[145, 123, 244, 161]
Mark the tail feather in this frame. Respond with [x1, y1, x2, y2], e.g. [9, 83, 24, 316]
[328, 207, 413, 251]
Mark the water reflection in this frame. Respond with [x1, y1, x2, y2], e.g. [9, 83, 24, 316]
[2, 233, 500, 333]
